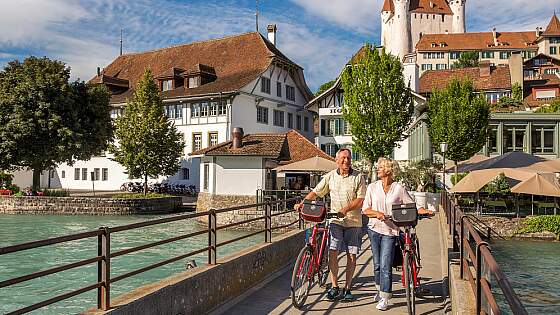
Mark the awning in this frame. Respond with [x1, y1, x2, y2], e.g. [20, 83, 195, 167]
[274, 156, 337, 173]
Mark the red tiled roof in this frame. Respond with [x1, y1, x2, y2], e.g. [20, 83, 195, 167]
[382, 0, 452, 14]
[416, 31, 538, 51]
[542, 14, 560, 36]
[190, 130, 330, 163]
[419, 65, 512, 94]
[90, 32, 304, 104]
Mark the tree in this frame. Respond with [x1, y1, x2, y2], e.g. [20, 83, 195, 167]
[0, 56, 113, 190]
[535, 97, 560, 113]
[341, 44, 414, 164]
[315, 79, 336, 96]
[494, 83, 524, 111]
[427, 78, 490, 179]
[110, 69, 185, 194]
[452, 51, 479, 69]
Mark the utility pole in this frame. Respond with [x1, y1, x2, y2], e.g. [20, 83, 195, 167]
[120, 28, 123, 56]
[255, 0, 259, 32]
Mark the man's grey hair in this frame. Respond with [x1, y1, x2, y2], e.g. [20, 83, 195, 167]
[335, 148, 351, 158]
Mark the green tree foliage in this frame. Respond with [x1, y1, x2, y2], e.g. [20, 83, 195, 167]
[396, 160, 440, 192]
[520, 215, 560, 237]
[452, 51, 479, 68]
[110, 69, 185, 194]
[341, 44, 414, 163]
[450, 172, 468, 185]
[493, 83, 524, 111]
[315, 80, 336, 96]
[0, 56, 112, 190]
[535, 98, 560, 113]
[482, 173, 510, 194]
[428, 78, 490, 174]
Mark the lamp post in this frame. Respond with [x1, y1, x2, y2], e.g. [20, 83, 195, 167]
[440, 142, 448, 192]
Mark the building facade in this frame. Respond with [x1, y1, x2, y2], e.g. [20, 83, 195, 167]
[51, 30, 315, 191]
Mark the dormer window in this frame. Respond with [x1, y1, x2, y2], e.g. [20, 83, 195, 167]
[431, 42, 437, 47]
[188, 77, 199, 88]
[162, 80, 173, 91]
[183, 64, 216, 89]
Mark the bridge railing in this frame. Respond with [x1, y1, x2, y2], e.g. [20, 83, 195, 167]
[0, 196, 302, 314]
[441, 192, 528, 315]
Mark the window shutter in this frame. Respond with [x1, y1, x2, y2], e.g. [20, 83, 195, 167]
[320, 119, 326, 136]
[320, 144, 326, 152]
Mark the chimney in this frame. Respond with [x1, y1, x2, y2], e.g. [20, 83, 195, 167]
[492, 27, 498, 46]
[430, 1, 434, 8]
[97, 67, 101, 76]
[479, 61, 491, 77]
[232, 127, 244, 149]
[267, 24, 277, 46]
[508, 51, 523, 93]
[536, 27, 541, 37]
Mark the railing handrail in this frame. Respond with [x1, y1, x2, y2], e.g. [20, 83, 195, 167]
[0, 196, 302, 314]
[441, 191, 528, 315]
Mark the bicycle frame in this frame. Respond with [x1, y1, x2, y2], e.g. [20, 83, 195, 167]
[400, 226, 419, 288]
[296, 222, 329, 279]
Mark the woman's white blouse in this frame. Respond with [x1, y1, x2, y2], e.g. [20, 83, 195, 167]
[362, 180, 416, 236]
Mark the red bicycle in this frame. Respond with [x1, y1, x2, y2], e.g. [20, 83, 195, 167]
[290, 201, 338, 309]
[389, 204, 431, 315]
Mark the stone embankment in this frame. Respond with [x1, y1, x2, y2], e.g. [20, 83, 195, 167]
[0, 196, 182, 215]
[477, 215, 558, 240]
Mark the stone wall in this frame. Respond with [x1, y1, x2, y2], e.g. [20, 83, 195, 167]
[196, 192, 299, 231]
[477, 215, 557, 240]
[0, 196, 182, 215]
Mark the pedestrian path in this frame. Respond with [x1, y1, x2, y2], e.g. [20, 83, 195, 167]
[222, 214, 449, 314]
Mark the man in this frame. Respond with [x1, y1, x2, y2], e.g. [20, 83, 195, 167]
[295, 148, 366, 301]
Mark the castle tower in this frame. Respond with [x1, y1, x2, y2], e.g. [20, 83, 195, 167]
[449, 0, 466, 33]
[391, 0, 412, 60]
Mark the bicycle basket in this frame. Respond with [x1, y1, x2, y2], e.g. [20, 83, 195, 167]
[300, 200, 326, 222]
[391, 203, 418, 227]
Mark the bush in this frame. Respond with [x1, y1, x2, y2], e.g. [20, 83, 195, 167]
[6, 184, 20, 194]
[42, 189, 70, 197]
[520, 215, 560, 237]
[111, 193, 174, 199]
[396, 160, 440, 192]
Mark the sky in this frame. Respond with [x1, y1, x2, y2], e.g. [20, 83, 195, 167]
[0, 0, 559, 92]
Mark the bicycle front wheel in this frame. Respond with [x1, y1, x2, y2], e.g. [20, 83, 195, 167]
[291, 246, 313, 309]
[317, 233, 330, 287]
[404, 252, 416, 315]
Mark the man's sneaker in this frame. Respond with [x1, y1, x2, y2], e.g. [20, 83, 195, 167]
[327, 286, 341, 301]
[341, 289, 356, 302]
[373, 292, 381, 302]
[376, 298, 389, 311]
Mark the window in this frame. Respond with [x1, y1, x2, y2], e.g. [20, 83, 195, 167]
[324, 143, 338, 157]
[500, 51, 511, 59]
[287, 113, 293, 128]
[550, 37, 560, 44]
[200, 102, 209, 117]
[74, 168, 80, 180]
[261, 76, 271, 94]
[423, 52, 444, 59]
[486, 92, 504, 104]
[175, 105, 182, 118]
[296, 115, 302, 130]
[481, 51, 495, 59]
[182, 168, 190, 180]
[503, 125, 526, 152]
[193, 133, 202, 152]
[276, 82, 282, 97]
[450, 51, 461, 59]
[191, 103, 201, 117]
[218, 102, 227, 115]
[421, 64, 432, 71]
[162, 80, 173, 91]
[487, 125, 498, 154]
[550, 46, 558, 55]
[304, 117, 309, 132]
[286, 85, 295, 101]
[165, 105, 176, 119]
[61, 170, 65, 179]
[94, 168, 100, 181]
[273, 110, 284, 127]
[203, 163, 209, 191]
[544, 68, 560, 74]
[209, 132, 218, 147]
[324, 118, 345, 136]
[102, 168, 108, 181]
[188, 76, 199, 88]
[82, 168, 88, 181]
[210, 102, 218, 116]
[256, 106, 268, 124]
[532, 125, 555, 153]
[436, 64, 447, 70]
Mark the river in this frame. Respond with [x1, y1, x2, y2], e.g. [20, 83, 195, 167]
[491, 239, 560, 314]
[0, 214, 263, 314]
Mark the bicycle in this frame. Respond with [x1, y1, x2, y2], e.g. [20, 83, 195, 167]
[290, 201, 338, 309]
[387, 203, 432, 315]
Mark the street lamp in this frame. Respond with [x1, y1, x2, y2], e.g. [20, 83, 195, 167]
[440, 142, 448, 193]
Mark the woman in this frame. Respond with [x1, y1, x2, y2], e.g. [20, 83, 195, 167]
[362, 157, 433, 311]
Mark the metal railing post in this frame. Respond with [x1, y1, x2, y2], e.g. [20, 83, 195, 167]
[284, 190, 287, 211]
[460, 215, 466, 279]
[452, 205, 459, 251]
[100, 227, 110, 310]
[265, 203, 272, 243]
[476, 241, 489, 315]
[208, 209, 217, 265]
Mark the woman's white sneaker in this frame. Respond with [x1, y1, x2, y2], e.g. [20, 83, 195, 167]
[376, 298, 389, 311]
[373, 292, 381, 302]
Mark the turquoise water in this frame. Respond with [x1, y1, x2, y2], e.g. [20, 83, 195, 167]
[491, 239, 560, 314]
[0, 214, 263, 314]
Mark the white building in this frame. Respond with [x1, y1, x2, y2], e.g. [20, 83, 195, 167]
[50, 28, 315, 191]
[381, 0, 466, 60]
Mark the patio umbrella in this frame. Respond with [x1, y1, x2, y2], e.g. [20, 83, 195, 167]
[523, 158, 560, 173]
[445, 154, 490, 172]
[511, 172, 560, 197]
[274, 156, 337, 173]
[450, 168, 537, 193]
[461, 152, 547, 172]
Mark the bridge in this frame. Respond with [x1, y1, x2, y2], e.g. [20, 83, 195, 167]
[0, 193, 527, 315]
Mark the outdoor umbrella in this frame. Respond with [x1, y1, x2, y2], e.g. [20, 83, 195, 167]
[450, 168, 537, 193]
[523, 158, 560, 173]
[445, 154, 490, 173]
[461, 152, 548, 172]
[274, 156, 337, 173]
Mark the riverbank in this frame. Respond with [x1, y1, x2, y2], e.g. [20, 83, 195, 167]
[478, 215, 559, 240]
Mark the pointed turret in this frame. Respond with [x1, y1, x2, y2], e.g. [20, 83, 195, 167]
[543, 13, 560, 36]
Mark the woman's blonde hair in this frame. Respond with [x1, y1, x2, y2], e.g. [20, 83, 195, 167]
[377, 157, 400, 179]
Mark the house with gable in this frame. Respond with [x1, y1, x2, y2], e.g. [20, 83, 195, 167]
[49, 27, 315, 191]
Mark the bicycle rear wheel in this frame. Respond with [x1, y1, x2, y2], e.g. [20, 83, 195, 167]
[291, 246, 313, 309]
[404, 252, 416, 315]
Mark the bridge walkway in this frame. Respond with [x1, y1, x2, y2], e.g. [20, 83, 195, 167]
[221, 213, 449, 315]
